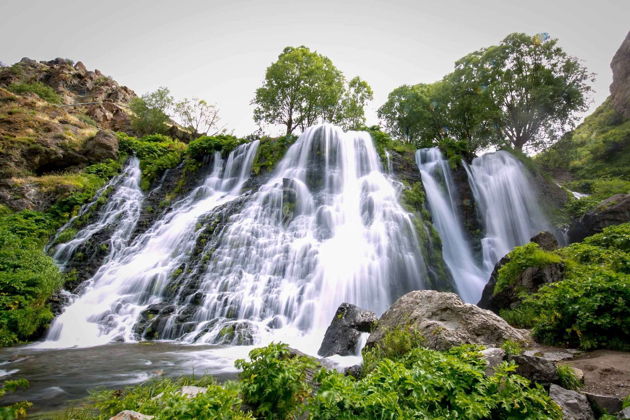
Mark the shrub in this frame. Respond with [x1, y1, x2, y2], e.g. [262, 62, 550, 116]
[235, 342, 318, 419]
[501, 224, 630, 350]
[7, 82, 62, 104]
[251, 135, 297, 175]
[188, 134, 245, 161]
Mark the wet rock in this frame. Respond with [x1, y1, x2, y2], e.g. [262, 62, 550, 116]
[109, 410, 154, 420]
[479, 347, 505, 376]
[568, 194, 630, 243]
[583, 392, 623, 415]
[318, 303, 377, 357]
[83, 129, 119, 162]
[344, 364, 363, 379]
[530, 231, 559, 251]
[549, 384, 595, 420]
[214, 321, 256, 345]
[508, 354, 560, 385]
[366, 290, 529, 351]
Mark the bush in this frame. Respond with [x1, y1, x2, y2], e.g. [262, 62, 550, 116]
[7, 82, 62, 104]
[188, 134, 245, 161]
[501, 224, 630, 350]
[235, 343, 318, 419]
[251, 135, 297, 175]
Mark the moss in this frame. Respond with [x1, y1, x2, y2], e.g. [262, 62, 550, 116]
[251, 135, 297, 175]
[495, 243, 563, 294]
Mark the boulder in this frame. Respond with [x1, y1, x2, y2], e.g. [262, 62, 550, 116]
[549, 384, 595, 420]
[478, 232, 565, 313]
[611, 31, 630, 119]
[344, 364, 363, 379]
[568, 194, 630, 243]
[508, 354, 560, 384]
[83, 130, 119, 162]
[618, 407, 630, 419]
[366, 290, 529, 351]
[109, 411, 154, 420]
[318, 303, 377, 357]
[583, 392, 623, 415]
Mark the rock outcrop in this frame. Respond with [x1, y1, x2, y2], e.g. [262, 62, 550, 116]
[568, 194, 630, 243]
[366, 290, 529, 351]
[478, 231, 564, 312]
[549, 384, 596, 420]
[317, 303, 377, 357]
[610, 31, 630, 119]
[83, 130, 119, 162]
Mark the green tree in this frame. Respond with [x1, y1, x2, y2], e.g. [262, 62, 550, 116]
[130, 87, 174, 136]
[253, 46, 372, 135]
[458, 32, 592, 151]
[336, 76, 374, 130]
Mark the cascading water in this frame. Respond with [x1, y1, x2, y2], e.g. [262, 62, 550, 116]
[40, 141, 259, 348]
[416, 148, 485, 303]
[155, 125, 428, 350]
[50, 157, 144, 269]
[465, 151, 554, 276]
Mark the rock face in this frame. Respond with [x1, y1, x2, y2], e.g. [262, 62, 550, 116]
[318, 303, 377, 357]
[366, 290, 529, 351]
[478, 231, 564, 312]
[568, 194, 630, 243]
[610, 31, 630, 119]
[83, 130, 119, 162]
[549, 384, 595, 420]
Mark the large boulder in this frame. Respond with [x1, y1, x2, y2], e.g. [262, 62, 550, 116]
[478, 231, 564, 312]
[83, 129, 119, 162]
[568, 194, 630, 243]
[611, 31, 630, 119]
[549, 385, 595, 420]
[366, 290, 529, 351]
[318, 303, 377, 357]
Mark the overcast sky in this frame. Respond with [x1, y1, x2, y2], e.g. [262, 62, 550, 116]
[1, 0, 628, 136]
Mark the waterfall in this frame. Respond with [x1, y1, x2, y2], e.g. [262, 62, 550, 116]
[416, 148, 485, 303]
[39, 141, 259, 348]
[163, 125, 427, 349]
[465, 151, 553, 275]
[49, 157, 144, 269]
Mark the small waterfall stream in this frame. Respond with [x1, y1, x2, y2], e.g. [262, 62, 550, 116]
[416, 148, 485, 303]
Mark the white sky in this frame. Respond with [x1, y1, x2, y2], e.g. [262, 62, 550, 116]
[1, 0, 628, 136]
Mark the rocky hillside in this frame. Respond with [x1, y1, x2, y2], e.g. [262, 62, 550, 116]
[0, 58, 136, 210]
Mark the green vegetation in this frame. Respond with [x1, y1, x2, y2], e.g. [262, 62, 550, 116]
[129, 87, 174, 136]
[188, 134, 245, 160]
[8, 81, 62, 104]
[500, 223, 630, 350]
[57, 337, 562, 419]
[0, 378, 31, 419]
[500, 339, 524, 357]
[379, 33, 591, 153]
[118, 133, 187, 190]
[253, 46, 373, 134]
[251, 135, 297, 175]
[495, 242, 563, 294]
[556, 365, 582, 391]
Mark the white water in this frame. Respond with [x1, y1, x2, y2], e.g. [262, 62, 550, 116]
[416, 148, 485, 303]
[50, 158, 144, 269]
[171, 125, 427, 352]
[465, 151, 553, 276]
[39, 142, 259, 348]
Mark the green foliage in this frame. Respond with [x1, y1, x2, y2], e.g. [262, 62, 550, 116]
[309, 346, 561, 419]
[495, 243, 563, 293]
[251, 135, 297, 175]
[188, 134, 245, 160]
[556, 365, 582, 390]
[173, 97, 222, 135]
[0, 378, 31, 419]
[235, 342, 318, 419]
[563, 178, 630, 218]
[118, 133, 186, 189]
[438, 137, 473, 168]
[362, 327, 425, 375]
[253, 46, 373, 134]
[501, 339, 524, 357]
[501, 224, 630, 350]
[129, 87, 174, 136]
[537, 98, 630, 179]
[8, 81, 62, 104]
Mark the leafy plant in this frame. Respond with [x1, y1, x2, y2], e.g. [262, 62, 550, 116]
[188, 135, 245, 160]
[556, 365, 582, 390]
[0, 378, 31, 419]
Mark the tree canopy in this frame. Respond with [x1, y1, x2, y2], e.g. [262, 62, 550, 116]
[253, 46, 373, 134]
[378, 33, 592, 152]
